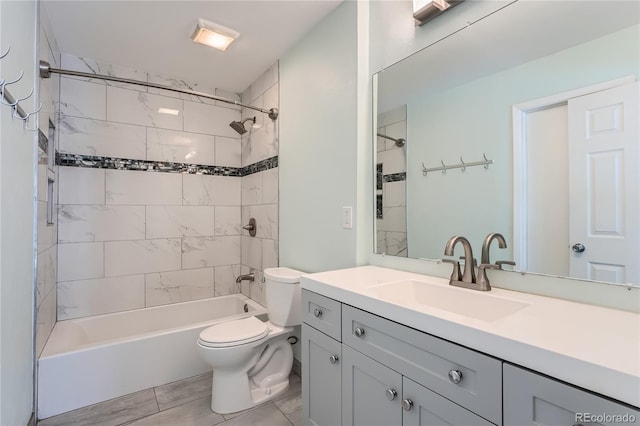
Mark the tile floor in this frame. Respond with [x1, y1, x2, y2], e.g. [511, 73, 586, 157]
[37, 371, 301, 426]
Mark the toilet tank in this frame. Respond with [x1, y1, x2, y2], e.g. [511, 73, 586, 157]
[264, 267, 305, 327]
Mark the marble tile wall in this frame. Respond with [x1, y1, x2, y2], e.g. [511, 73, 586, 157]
[376, 105, 408, 257]
[239, 64, 280, 306]
[35, 8, 61, 357]
[56, 54, 250, 320]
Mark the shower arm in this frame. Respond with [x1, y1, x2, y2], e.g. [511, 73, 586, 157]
[39, 60, 279, 120]
[377, 132, 406, 147]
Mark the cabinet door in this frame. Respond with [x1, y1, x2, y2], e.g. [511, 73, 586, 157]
[302, 324, 342, 426]
[342, 345, 402, 426]
[402, 377, 494, 426]
[504, 364, 640, 426]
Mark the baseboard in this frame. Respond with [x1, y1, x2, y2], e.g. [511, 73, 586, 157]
[28, 412, 36, 426]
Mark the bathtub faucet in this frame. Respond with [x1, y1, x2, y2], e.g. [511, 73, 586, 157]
[236, 272, 255, 284]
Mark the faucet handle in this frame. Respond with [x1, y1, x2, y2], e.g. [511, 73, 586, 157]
[476, 263, 499, 291]
[442, 259, 461, 282]
[495, 260, 516, 270]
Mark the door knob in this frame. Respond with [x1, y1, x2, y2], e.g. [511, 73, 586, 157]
[572, 243, 586, 253]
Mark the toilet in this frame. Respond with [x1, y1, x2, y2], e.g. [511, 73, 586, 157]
[197, 267, 304, 414]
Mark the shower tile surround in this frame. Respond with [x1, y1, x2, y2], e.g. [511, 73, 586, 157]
[35, 9, 61, 357]
[56, 54, 280, 319]
[376, 105, 407, 257]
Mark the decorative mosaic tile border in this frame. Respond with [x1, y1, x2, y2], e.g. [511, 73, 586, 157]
[38, 129, 48, 152]
[383, 172, 406, 183]
[56, 153, 278, 177]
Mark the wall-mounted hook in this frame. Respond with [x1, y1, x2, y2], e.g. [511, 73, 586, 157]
[459, 156, 466, 172]
[9, 88, 34, 117]
[0, 45, 10, 60]
[0, 70, 24, 103]
[441, 160, 447, 174]
[22, 103, 42, 131]
[482, 153, 490, 169]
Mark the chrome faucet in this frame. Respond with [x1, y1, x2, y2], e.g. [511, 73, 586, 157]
[235, 272, 255, 284]
[480, 232, 506, 264]
[444, 236, 476, 287]
[477, 233, 516, 291]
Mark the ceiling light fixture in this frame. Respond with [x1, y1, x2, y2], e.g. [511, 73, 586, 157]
[191, 19, 239, 51]
[413, 0, 464, 26]
[158, 107, 180, 115]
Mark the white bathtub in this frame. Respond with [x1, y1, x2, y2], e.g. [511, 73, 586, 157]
[38, 294, 267, 419]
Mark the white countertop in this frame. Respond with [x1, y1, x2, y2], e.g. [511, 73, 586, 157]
[301, 265, 640, 408]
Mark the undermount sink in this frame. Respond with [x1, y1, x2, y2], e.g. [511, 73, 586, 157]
[364, 279, 530, 322]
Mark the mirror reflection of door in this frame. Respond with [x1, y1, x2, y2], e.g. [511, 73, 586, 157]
[520, 81, 639, 285]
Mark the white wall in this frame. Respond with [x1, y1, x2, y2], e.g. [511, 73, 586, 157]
[0, 0, 37, 423]
[280, 1, 359, 273]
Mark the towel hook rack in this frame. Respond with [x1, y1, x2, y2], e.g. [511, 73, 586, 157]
[422, 153, 494, 176]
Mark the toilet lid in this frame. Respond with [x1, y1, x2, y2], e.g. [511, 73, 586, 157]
[198, 316, 269, 348]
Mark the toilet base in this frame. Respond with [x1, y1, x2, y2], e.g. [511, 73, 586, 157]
[210, 370, 290, 414]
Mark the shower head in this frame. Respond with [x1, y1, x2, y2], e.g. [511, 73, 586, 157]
[229, 117, 256, 135]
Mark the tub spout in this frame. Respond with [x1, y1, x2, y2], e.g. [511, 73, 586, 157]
[236, 273, 255, 284]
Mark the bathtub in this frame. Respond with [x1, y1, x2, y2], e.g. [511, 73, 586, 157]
[38, 294, 267, 419]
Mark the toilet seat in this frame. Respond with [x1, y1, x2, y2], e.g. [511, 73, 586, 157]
[198, 316, 269, 348]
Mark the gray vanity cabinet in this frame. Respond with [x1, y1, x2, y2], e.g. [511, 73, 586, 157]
[342, 345, 402, 426]
[503, 364, 640, 426]
[302, 290, 343, 426]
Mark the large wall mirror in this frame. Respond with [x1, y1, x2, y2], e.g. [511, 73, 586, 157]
[374, 0, 639, 286]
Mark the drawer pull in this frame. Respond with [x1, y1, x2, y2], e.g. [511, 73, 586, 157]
[385, 388, 397, 401]
[354, 327, 366, 337]
[401, 399, 413, 411]
[329, 354, 339, 364]
[313, 308, 323, 318]
[448, 369, 463, 384]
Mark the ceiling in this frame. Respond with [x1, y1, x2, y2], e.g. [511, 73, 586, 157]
[42, 0, 343, 94]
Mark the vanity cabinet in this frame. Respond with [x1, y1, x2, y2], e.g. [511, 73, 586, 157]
[503, 364, 640, 426]
[342, 344, 493, 426]
[302, 290, 342, 426]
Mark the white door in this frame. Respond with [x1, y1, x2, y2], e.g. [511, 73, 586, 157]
[568, 82, 639, 285]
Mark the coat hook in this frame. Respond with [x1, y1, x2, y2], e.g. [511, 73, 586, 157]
[0, 45, 9, 60]
[0, 70, 24, 104]
[23, 102, 43, 123]
[459, 156, 466, 172]
[440, 160, 447, 174]
[421, 162, 428, 176]
[483, 152, 490, 169]
[8, 88, 34, 113]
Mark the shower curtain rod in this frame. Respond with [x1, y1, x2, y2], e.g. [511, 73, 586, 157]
[38, 60, 279, 120]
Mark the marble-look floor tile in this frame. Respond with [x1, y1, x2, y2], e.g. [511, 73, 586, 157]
[284, 408, 302, 426]
[127, 397, 224, 426]
[38, 389, 158, 426]
[274, 393, 302, 416]
[220, 403, 292, 426]
[154, 372, 212, 412]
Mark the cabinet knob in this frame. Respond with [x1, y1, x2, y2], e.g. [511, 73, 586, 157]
[385, 388, 397, 401]
[401, 399, 413, 411]
[313, 308, 323, 318]
[329, 354, 339, 364]
[354, 327, 366, 337]
[448, 369, 463, 384]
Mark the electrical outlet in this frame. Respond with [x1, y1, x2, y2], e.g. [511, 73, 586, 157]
[342, 206, 353, 229]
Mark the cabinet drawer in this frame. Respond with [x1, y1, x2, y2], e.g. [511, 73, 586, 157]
[342, 305, 502, 425]
[302, 289, 342, 341]
[504, 363, 640, 426]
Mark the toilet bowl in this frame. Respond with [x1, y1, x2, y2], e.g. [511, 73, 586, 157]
[197, 267, 304, 414]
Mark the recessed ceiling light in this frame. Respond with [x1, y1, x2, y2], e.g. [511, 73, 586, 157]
[191, 19, 239, 51]
[158, 108, 180, 115]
